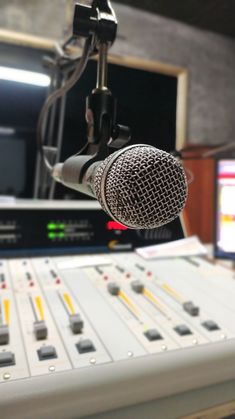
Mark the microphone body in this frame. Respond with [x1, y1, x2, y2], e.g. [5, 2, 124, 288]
[53, 155, 98, 198]
[52, 144, 188, 229]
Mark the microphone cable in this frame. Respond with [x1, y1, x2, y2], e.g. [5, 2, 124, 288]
[36, 36, 94, 173]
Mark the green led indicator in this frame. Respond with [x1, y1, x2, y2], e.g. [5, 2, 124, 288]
[47, 222, 65, 230]
[58, 232, 65, 239]
[48, 232, 56, 239]
[47, 223, 56, 230]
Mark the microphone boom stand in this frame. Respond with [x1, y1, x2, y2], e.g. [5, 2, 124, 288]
[34, 0, 131, 199]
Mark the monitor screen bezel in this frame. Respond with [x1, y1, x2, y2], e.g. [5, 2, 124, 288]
[214, 158, 235, 260]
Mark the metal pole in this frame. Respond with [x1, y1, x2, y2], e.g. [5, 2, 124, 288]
[96, 43, 108, 90]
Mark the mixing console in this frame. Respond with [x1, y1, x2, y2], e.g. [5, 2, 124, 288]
[0, 252, 235, 419]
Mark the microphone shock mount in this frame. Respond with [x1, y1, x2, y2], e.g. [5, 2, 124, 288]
[73, 0, 131, 171]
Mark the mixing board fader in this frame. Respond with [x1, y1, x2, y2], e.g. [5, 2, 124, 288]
[0, 261, 29, 381]
[32, 258, 112, 368]
[8, 259, 71, 377]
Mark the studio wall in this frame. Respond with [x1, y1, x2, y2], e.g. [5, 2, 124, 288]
[1, 0, 235, 145]
[112, 3, 235, 146]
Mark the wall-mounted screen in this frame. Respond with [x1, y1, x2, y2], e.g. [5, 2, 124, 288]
[215, 159, 235, 260]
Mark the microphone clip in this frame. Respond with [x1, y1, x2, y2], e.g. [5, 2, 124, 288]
[73, 0, 118, 49]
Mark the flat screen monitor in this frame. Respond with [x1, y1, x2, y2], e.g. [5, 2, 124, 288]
[214, 159, 235, 260]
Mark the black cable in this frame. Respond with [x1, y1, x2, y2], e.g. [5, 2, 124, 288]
[37, 37, 94, 173]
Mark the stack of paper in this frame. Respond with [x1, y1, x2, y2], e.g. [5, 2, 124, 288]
[136, 236, 208, 260]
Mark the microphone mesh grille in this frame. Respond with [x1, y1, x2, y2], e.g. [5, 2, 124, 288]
[93, 145, 187, 229]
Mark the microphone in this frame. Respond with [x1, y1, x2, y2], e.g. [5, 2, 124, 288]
[52, 144, 188, 229]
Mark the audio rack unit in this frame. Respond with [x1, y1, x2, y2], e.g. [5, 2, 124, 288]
[0, 200, 184, 256]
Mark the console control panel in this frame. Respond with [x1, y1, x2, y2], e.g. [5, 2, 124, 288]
[0, 253, 234, 384]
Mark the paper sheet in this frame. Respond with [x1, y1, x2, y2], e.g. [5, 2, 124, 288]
[136, 236, 208, 260]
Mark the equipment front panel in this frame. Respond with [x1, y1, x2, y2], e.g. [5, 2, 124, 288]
[0, 208, 184, 256]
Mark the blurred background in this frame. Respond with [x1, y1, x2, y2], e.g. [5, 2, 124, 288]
[0, 0, 235, 243]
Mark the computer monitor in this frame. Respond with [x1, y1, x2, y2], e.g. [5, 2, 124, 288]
[214, 158, 235, 260]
